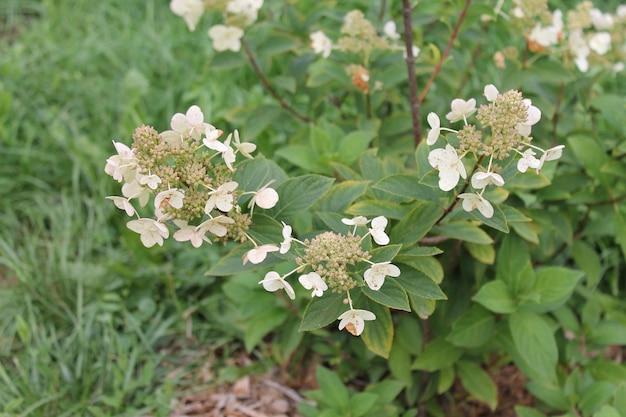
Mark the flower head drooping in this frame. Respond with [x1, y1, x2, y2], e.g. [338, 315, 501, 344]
[299, 272, 328, 297]
[208, 25, 244, 52]
[428, 144, 467, 191]
[259, 271, 295, 300]
[364, 262, 400, 291]
[338, 308, 376, 336]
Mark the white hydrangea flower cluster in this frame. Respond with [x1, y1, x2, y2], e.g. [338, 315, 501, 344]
[169, 0, 264, 52]
[251, 215, 398, 337]
[507, 1, 626, 73]
[105, 105, 278, 248]
[426, 85, 564, 219]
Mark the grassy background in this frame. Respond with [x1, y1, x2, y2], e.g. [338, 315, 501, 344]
[0, 0, 257, 415]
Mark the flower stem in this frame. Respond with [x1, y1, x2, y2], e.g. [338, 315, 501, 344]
[241, 38, 313, 124]
[434, 153, 484, 226]
[418, 0, 473, 104]
[401, 0, 422, 147]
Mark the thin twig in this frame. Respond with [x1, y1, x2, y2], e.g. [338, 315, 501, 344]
[401, 0, 422, 147]
[418, 0, 473, 104]
[241, 38, 313, 124]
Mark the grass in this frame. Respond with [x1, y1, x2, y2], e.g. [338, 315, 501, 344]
[0, 0, 259, 415]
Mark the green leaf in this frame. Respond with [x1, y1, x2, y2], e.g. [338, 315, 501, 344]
[464, 242, 495, 264]
[372, 174, 441, 203]
[588, 321, 626, 346]
[349, 392, 379, 417]
[496, 234, 535, 295]
[209, 51, 247, 69]
[412, 337, 463, 371]
[257, 34, 300, 56]
[272, 75, 296, 93]
[524, 267, 583, 313]
[337, 130, 377, 166]
[267, 174, 334, 221]
[395, 315, 423, 355]
[463, 203, 509, 233]
[234, 156, 288, 192]
[408, 293, 437, 319]
[590, 94, 626, 133]
[361, 298, 393, 358]
[365, 380, 405, 403]
[307, 59, 352, 89]
[457, 361, 498, 411]
[473, 280, 517, 314]
[390, 201, 442, 245]
[434, 221, 493, 244]
[588, 359, 626, 385]
[275, 144, 329, 174]
[437, 366, 455, 394]
[205, 244, 281, 276]
[579, 381, 616, 417]
[369, 244, 403, 263]
[244, 307, 289, 351]
[447, 305, 495, 348]
[593, 405, 621, 417]
[568, 134, 611, 187]
[346, 200, 411, 220]
[314, 181, 369, 213]
[514, 406, 547, 417]
[396, 266, 447, 300]
[299, 291, 345, 331]
[315, 366, 350, 408]
[509, 310, 558, 383]
[361, 279, 410, 311]
[389, 340, 414, 387]
[309, 124, 334, 156]
[506, 172, 552, 190]
[612, 384, 626, 417]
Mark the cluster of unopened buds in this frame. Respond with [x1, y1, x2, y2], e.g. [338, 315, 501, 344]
[495, 1, 626, 72]
[105, 105, 279, 248]
[426, 84, 564, 219]
[169, 0, 263, 52]
[252, 215, 399, 337]
[310, 10, 420, 93]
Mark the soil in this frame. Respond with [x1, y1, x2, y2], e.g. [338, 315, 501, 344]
[157, 347, 534, 417]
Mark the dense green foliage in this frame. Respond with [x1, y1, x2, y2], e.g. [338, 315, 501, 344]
[1, 0, 625, 416]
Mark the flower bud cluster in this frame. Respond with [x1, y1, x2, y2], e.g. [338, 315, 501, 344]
[426, 84, 564, 219]
[105, 105, 278, 248]
[252, 216, 399, 337]
[501, 1, 626, 73]
[309, 10, 420, 94]
[169, 0, 264, 52]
